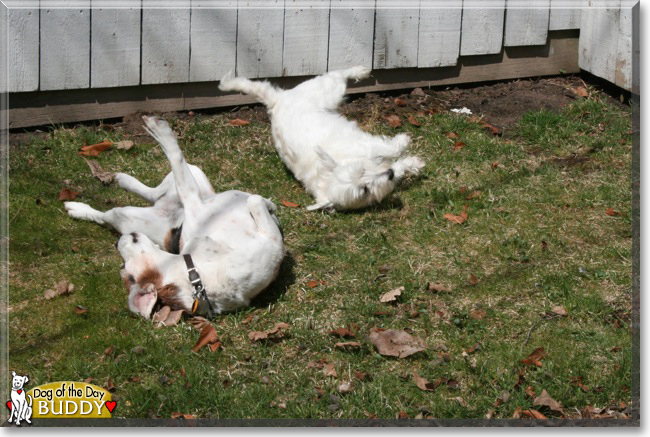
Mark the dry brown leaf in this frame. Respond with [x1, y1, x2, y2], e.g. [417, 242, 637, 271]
[162, 309, 183, 326]
[485, 409, 495, 419]
[171, 412, 196, 420]
[605, 208, 620, 216]
[394, 97, 408, 107]
[426, 282, 451, 293]
[368, 329, 426, 358]
[465, 190, 482, 200]
[453, 141, 466, 152]
[79, 140, 113, 157]
[105, 378, 115, 392]
[413, 371, 436, 391]
[334, 341, 362, 350]
[386, 115, 402, 128]
[323, 363, 337, 377]
[229, 118, 250, 126]
[443, 204, 468, 225]
[512, 407, 522, 419]
[328, 327, 356, 338]
[248, 331, 268, 341]
[533, 389, 563, 415]
[74, 305, 89, 315]
[522, 409, 548, 419]
[380, 286, 404, 303]
[411, 88, 426, 97]
[407, 115, 421, 127]
[282, 199, 300, 208]
[491, 161, 499, 170]
[552, 306, 568, 316]
[469, 309, 487, 320]
[455, 397, 468, 407]
[115, 140, 134, 150]
[525, 386, 536, 398]
[520, 347, 546, 366]
[445, 132, 459, 139]
[249, 322, 289, 341]
[153, 306, 171, 324]
[467, 274, 478, 286]
[482, 122, 502, 135]
[337, 381, 353, 394]
[570, 376, 590, 392]
[354, 371, 370, 381]
[58, 188, 79, 201]
[188, 316, 211, 331]
[267, 322, 289, 336]
[103, 346, 114, 356]
[573, 86, 589, 98]
[44, 280, 74, 299]
[306, 280, 325, 288]
[192, 324, 218, 353]
[84, 159, 114, 185]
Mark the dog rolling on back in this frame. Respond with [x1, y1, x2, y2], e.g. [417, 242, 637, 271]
[219, 66, 425, 211]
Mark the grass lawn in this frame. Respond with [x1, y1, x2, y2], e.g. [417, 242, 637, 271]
[7, 82, 633, 420]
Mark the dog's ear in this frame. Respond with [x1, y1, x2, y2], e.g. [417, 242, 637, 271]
[128, 283, 158, 318]
[24, 376, 28, 384]
[12, 371, 16, 377]
[315, 147, 336, 171]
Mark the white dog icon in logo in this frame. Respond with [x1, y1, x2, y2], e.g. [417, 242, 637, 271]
[7, 371, 32, 425]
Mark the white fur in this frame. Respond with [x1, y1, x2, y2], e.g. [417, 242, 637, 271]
[219, 66, 425, 211]
[66, 117, 285, 318]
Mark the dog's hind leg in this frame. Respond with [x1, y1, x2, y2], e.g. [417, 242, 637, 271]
[298, 66, 371, 110]
[247, 195, 282, 242]
[114, 173, 163, 203]
[218, 72, 280, 108]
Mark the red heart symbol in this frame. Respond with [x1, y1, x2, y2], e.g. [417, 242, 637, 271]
[17, 390, 22, 395]
[105, 401, 116, 413]
[6, 401, 11, 410]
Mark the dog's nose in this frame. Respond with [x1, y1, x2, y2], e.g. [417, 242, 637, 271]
[114, 240, 119, 249]
[387, 168, 395, 180]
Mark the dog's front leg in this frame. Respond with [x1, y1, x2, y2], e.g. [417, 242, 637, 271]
[306, 200, 334, 211]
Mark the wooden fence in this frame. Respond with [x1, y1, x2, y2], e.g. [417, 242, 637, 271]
[2, 1, 637, 128]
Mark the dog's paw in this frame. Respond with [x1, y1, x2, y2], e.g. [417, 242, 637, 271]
[65, 202, 104, 223]
[346, 65, 371, 82]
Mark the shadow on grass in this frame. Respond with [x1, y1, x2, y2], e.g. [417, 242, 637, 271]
[250, 251, 297, 309]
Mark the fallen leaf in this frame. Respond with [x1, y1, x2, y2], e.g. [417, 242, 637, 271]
[58, 189, 79, 201]
[494, 390, 510, 407]
[525, 386, 536, 398]
[522, 409, 548, 419]
[79, 140, 113, 157]
[411, 88, 426, 97]
[44, 280, 74, 299]
[520, 347, 546, 367]
[413, 371, 436, 391]
[103, 346, 114, 356]
[329, 327, 356, 338]
[334, 342, 362, 350]
[482, 122, 502, 135]
[443, 204, 468, 225]
[552, 306, 568, 316]
[469, 309, 487, 320]
[397, 411, 409, 419]
[465, 190, 481, 200]
[407, 115, 421, 127]
[573, 86, 589, 98]
[162, 309, 184, 326]
[445, 132, 459, 139]
[467, 274, 478, 286]
[84, 159, 114, 184]
[84, 377, 93, 384]
[192, 324, 219, 353]
[426, 282, 451, 293]
[380, 286, 404, 303]
[369, 329, 426, 358]
[323, 363, 337, 377]
[267, 322, 289, 336]
[541, 240, 548, 251]
[249, 322, 289, 341]
[354, 371, 370, 381]
[248, 331, 268, 341]
[282, 199, 300, 208]
[605, 208, 620, 216]
[153, 306, 171, 324]
[229, 118, 250, 126]
[570, 376, 590, 392]
[386, 115, 402, 128]
[188, 316, 211, 331]
[337, 381, 353, 394]
[464, 343, 480, 354]
[394, 98, 408, 107]
[171, 412, 196, 420]
[512, 407, 522, 419]
[115, 140, 134, 150]
[74, 305, 89, 315]
[306, 280, 325, 288]
[485, 409, 495, 419]
[453, 141, 466, 152]
[455, 397, 468, 407]
[533, 389, 563, 415]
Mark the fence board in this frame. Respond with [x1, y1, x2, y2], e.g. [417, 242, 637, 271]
[504, 0, 549, 47]
[282, 0, 330, 76]
[40, 5, 91, 90]
[236, 0, 285, 78]
[8, 8, 39, 92]
[460, 0, 506, 56]
[549, 0, 581, 30]
[91, 4, 141, 88]
[141, 3, 191, 85]
[190, 2, 237, 82]
[373, 0, 420, 69]
[328, 1, 374, 71]
[417, 1, 462, 68]
[579, 0, 632, 90]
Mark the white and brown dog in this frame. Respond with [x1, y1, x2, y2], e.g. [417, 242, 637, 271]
[8, 371, 32, 425]
[65, 117, 285, 318]
[219, 66, 425, 211]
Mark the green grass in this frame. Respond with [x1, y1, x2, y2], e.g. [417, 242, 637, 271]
[8, 88, 633, 420]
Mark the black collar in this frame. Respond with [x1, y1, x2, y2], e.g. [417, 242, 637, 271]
[183, 254, 214, 318]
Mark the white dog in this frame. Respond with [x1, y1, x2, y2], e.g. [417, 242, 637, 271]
[8, 371, 32, 425]
[219, 66, 425, 211]
[66, 117, 285, 318]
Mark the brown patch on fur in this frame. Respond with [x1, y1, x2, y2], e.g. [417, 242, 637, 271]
[137, 268, 163, 290]
[163, 230, 173, 253]
[158, 284, 190, 312]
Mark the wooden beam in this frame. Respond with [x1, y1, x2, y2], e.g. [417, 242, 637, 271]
[6, 31, 579, 129]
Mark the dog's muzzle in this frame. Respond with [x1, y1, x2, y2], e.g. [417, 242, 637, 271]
[387, 168, 395, 180]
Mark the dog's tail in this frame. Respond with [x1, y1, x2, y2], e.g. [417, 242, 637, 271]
[27, 394, 32, 407]
[218, 72, 280, 108]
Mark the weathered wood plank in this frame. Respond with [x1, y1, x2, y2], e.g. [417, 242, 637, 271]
[236, 0, 285, 78]
[504, 0, 550, 47]
[417, 1, 462, 68]
[579, 0, 632, 90]
[40, 4, 91, 90]
[8, 7, 39, 92]
[373, 0, 420, 69]
[8, 35, 580, 128]
[190, 1, 238, 82]
[282, 0, 330, 76]
[549, 0, 581, 30]
[460, 0, 506, 56]
[328, 0, 374, 70]
[141, 3, 191, 85]
[91, 3, 141, 88]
